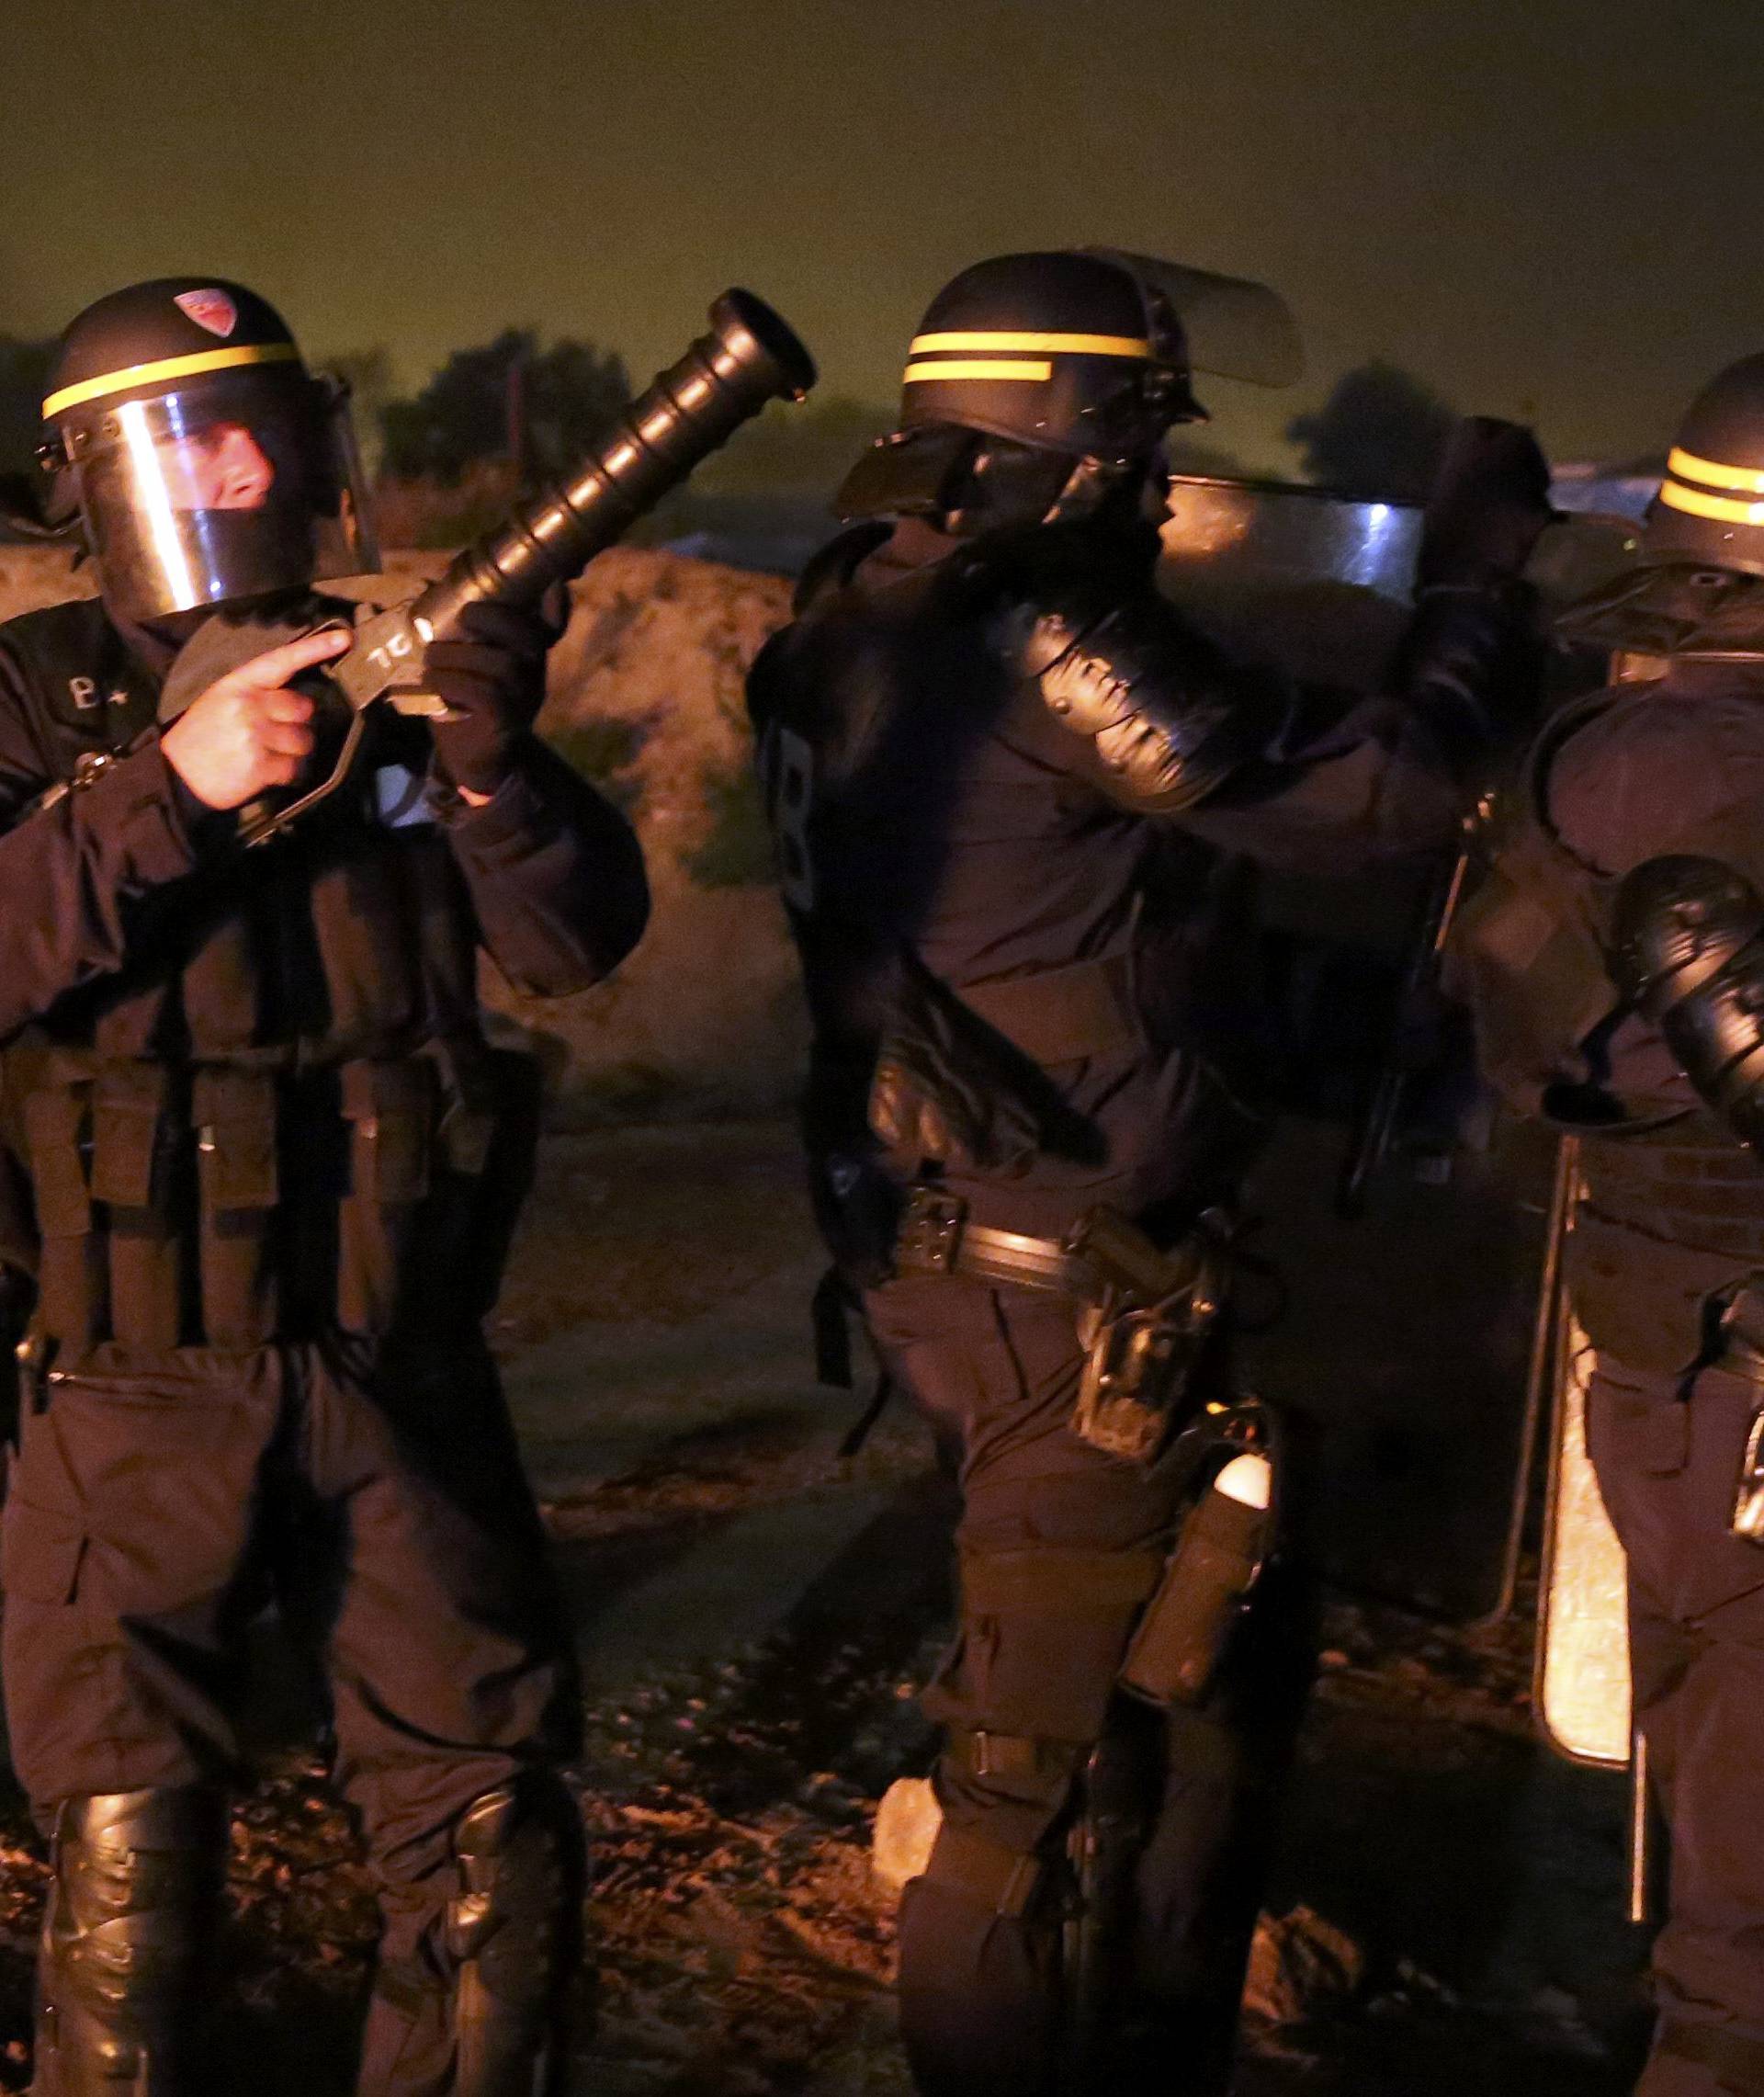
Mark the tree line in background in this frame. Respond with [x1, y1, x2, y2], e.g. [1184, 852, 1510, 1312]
[0, 321, 1465, 548]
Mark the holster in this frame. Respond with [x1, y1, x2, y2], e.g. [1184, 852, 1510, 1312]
[1068, 1207, 1228, 1464]
[889, 1187, 1229, 1463]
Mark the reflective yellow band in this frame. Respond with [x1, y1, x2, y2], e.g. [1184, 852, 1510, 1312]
[43, 342, 300, 419]
[1667, 445, 1764, 496]
[910, 330, 1153, 360]
[903, 358, 1053, 384]
[1657, 477, 1764, 527]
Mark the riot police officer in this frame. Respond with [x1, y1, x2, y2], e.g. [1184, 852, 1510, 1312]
[747, 247, 1552, 2096]
[1453, 355, 1764, 2097]
[0, 278, 649, 2094]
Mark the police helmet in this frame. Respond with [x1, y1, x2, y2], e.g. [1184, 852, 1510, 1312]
[897, 250, 1204, 462]
[837, 250, 1300, 527]
[1645, 353, 1764, 580]
[39, 277, 377, 618]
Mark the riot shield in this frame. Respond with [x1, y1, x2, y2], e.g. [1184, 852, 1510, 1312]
[1532, 1139, 1633, 1767]
[1234, 1112, 1557, 1620]
[1160, 472, 1421, 685]
[1156, 473, 1557, 1618]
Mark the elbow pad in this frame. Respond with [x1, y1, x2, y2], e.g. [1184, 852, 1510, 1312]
[996, 577, 1274, 813]
[1612, 854, 1764, 1148]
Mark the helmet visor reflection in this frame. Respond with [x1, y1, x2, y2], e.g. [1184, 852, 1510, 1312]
[69, 378, 377, 618]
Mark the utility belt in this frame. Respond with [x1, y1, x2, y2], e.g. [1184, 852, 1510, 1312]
[1567, 1121, 1764, 1377]
[891, 1186, 1230, 1463]
[13, 1047, 527, 1357]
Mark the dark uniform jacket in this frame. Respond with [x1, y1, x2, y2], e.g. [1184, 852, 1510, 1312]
[1453, 658, 1764, 1372]
[0, 595, 649, 1355]
[749, 512, 1520, 1254]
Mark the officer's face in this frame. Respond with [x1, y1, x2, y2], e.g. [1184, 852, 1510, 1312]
[155, 421, 276, 511]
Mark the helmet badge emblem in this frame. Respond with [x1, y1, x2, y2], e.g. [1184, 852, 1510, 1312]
[174, 289, 237, 338]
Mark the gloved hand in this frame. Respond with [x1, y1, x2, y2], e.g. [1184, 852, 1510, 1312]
[1418, 416, 1555, 591]
[425, 592, 567, 797]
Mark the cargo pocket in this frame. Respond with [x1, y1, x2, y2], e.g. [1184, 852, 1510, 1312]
[950, 1547, 1154, 1750]
[1566, 1212, 1720, 1378]
[92, 1064, 182, 1351]
[193, 1070, 280, 1348]
[24, 1086, 102, 1352]
[1590, 1377, 1690, 1482]
[337, 1060, 435, 1335]
[0, 1496, 86, 1605]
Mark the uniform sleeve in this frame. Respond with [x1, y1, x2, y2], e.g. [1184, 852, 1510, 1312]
[1545, 681, 1764, 1120]
[0, 648, 209, 1037]
[437, 733, 650, 995]
[1167, 588, 1535, 875]
[999, 517, 1535, 874]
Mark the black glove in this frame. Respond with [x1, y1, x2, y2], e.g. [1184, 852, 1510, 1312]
[425, 592, 567, 796]
[1418, 416, 1555, 592]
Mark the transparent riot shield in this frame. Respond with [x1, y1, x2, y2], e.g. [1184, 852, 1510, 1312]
[1532, 1137, 1633, 1766]
[1157, 474, 1548, 1618]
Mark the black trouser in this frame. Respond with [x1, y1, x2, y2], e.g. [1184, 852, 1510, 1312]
[0, 1329, 579, 2097]
[865, 1275, 1308, 2097]
[1587, 1348, 1764, 2097]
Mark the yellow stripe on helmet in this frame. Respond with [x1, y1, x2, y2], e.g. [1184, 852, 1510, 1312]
[1666, 446, 1764, 496]
[1657, 477, 1764, 527]
[909, 330, 1154, 360]
[42, 341, 301, 420]
[903, 357, 1053, 384]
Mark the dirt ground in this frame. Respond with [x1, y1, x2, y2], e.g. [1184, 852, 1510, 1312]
[0, 1118, 1652, 2094]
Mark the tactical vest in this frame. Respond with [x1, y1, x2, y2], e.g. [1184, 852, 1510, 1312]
[752, 525, 1263, 1250]
[0, 599, 531, 1359]
[1452, 686, 1764, 1371]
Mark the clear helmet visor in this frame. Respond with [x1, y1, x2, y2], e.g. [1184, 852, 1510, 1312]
[1078, 250, 1305, 390]
[66, 372, 378, 618]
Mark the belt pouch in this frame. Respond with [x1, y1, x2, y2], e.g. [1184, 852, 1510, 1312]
[337, 1060, 434, 1336]
[193, 1069, 280, 1347]
[23, 1086, 101, 1351]
[412, 1047, 510, 1329]
[92, 1065, 182, 1350]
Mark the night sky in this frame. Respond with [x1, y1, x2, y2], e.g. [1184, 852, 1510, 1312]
[5, 0, 1761, 471]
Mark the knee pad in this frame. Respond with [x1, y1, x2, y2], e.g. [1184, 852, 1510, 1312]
[447, 1773, 585, 2097]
